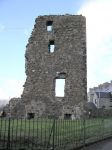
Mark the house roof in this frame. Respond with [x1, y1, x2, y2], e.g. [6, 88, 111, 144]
[95, 92, 112, 98]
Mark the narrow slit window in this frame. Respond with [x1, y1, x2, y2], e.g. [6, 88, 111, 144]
[46, 21, 53, 31]
[55, 79, 65, 97]
[48, 40, 55, 53]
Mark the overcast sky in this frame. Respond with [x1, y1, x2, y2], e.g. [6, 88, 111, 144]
[0, 0, 112, 100]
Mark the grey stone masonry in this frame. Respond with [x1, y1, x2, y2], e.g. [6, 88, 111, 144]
[3, 98, 25, 118]
[21, 14, 87, 119]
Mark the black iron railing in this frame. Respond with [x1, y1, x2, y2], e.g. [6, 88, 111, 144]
[0, 117, 112, 150]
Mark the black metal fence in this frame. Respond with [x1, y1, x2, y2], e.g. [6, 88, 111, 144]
[0, 117, 112, 150]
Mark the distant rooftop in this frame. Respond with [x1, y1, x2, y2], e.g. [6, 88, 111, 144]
[95, 92, 112, 98]
[89, 80, 112, 93]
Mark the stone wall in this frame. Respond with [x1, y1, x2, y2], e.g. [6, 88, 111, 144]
[21, 14, 87, 119]
[3, 98, 25, 118]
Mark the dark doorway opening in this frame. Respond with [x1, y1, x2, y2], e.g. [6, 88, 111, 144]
[27, 113, 35, 119]
[64, 114, 72, 120]
[0, 111, 6, 118]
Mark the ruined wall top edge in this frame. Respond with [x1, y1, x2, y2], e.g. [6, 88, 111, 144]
[37, 14, 85, 17]
[35, 14, 86, 21]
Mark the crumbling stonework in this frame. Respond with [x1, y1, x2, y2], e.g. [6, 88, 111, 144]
[3, 98, 25, 118]
[21, 14, 87, 119]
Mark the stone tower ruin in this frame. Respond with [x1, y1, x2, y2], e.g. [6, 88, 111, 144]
[22, 15, 87, 119]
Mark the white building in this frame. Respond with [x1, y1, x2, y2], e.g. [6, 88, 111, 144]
[88, 81, 112, 109]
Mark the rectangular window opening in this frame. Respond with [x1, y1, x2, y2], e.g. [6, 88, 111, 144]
[27, 113, 35, 119]
[46, 21, 53, 31]
[64, 114, 72, 120]
[49, 40, 55, 53]
[55, 79, 65, 97]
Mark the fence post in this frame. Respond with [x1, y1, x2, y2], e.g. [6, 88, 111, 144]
[83, 119, 86, 149]
[7, 117, 10, 150]
[102, 117, 104, 140]
[46, 119, 55, 150]
[52, 119, 55, 150]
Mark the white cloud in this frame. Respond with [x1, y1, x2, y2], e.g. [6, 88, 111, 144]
[78, 0, 112, 89]
[0, 24, 5, 32]
[0, 79, 24, 100]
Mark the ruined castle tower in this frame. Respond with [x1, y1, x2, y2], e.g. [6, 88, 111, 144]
[22, 15, 87, 119]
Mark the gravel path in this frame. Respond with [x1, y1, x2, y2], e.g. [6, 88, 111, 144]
[80, 138, 112, 150]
